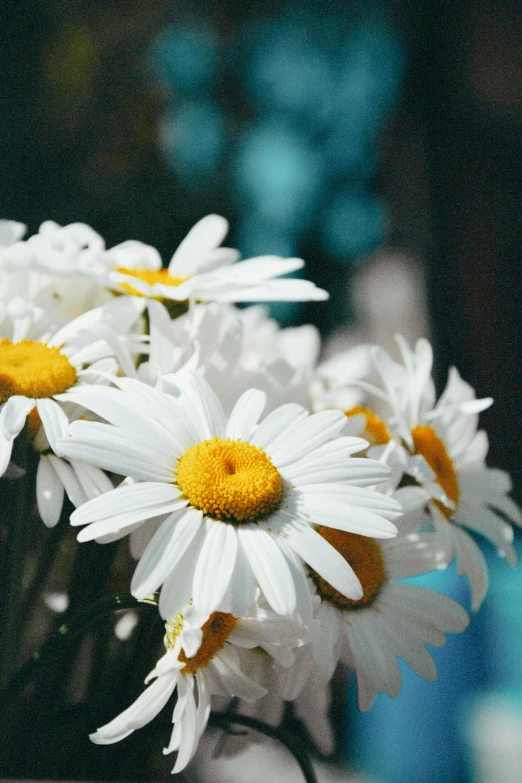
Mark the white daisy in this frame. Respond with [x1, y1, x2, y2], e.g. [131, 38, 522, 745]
[86, 214, 328, 305]
[0, 297, 143, 519]
[218, 616, 336, 757]
[90, 602, 303, 774]
[345, 336, 522, 610]
[0, 219, 26, 248]
[306, 524, 469, 711]
[57, 372, 402, 619]
[138, 302, 318, 415]
[0, 221, 110, 326]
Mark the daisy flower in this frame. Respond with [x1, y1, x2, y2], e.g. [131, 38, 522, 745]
[0, 220, 110, 326]
[0, 297, 143, 522]
[218, 626, 336, 757]
[58, 372, 402, 619]
[345, 336, 522, 609]
[138, 302, 318, 416]
[87, 214, 328, 305]
[306, 524, 469, 711]
[90, 602, 304, 774]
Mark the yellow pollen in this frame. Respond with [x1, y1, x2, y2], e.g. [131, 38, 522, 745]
[0, 340, 77, 402]
[115, 267, 191, 297]
[345, 406, 390, 446]
[164, 612, 238, 675]
[309, 527, 386, 611]
[411, 425, 460, 517]
[176, 437, 283, 524]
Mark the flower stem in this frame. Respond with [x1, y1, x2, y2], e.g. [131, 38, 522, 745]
[0, 436, 29, 688]
[0, 592, 158, 711]
[209, 713, 319, 783]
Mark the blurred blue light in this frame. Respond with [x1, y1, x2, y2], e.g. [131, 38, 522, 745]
[245, 27, 334, 128]
[325, 116, 378, 178]
[236, 212, 298, 259]
[150, 25, 218, 96]
[335, 22, 405, 135]
[159, 99, 225, 182]
[234, 123, 323, 231]
[321, 189, 387, 261]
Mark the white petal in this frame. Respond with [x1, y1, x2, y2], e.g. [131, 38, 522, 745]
[36, 398, 69, 455]
[91, 673, 177, 745]
[131, 508, 203, 599]
[58, 386, 187, 459]
[147, 299, 176, 375]
[169, 215, 229, 274]
[193, 521, 238, 615]
[250, 403, 308, 451]
[216, 538, 257, 617]
[278, 519, 363, 600]
[47, 454, 87, 508]
[60, 421, 175, 482]
[159, 530, 206, 619]
[238, 526, 296, 615]
[226, 389, 266, 440]
[36, 455, 64, 527]
[217, 255, 304, 280]
[453, 526, 488, 611]
[0, 431, 14, 477]
[286, 492, 398, 538]
[177, 371, 227, 440]
[268, 410, 346, 466]
[2, 396, 34, 439]
[76, 498, 188, 543]
[68, 460, 113, 500]
[210, 648, 266, 702]
[71, 481, 183, 525]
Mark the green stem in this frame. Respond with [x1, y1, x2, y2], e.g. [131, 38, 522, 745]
[0, 436, 29, 688]
[208, 713, 319, 783]
[0, 592, 158, 711]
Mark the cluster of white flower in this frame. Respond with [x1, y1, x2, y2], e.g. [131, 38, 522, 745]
[1, 216, 519, 772]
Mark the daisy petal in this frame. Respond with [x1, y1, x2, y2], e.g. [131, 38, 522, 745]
[268, 410, 346, 466]
[169, 214, 229, 274]
[0, 431, 14, 477]
[36, 398, 69, 455]
[278, 519, 363, 600]
[91, 673, 177, 745]
[226, 389, 266, 440]
[60, 421, 175, 481]
[36, 455, 64, 527]
[193, 521, 238, 615]
[71, 481, 183, 525]
[47, 454, 87, 508]
[2, 396, 34, 439]
[250, 404, 308, 451]
[131, 508, 203, 599]
[238, 526, 296, 615]
[159, 529, 206, 620]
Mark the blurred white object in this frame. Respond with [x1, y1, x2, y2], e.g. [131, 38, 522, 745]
[467, 693, 522, 783]
[191, 728, 371, 782]
[43, 591, 69, 613]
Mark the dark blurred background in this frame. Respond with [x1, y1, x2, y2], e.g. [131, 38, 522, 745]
[1, 1, 520, 781]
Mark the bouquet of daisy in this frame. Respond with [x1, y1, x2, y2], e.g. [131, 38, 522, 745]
[0, 216, 519, 780]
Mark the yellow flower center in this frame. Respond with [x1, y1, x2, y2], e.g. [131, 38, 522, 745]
[309, 527, 386, 611]
[115, 267, 191, 297]
[176, 437, 283, 524]
[164, 612, 238, 675]
[411, 425, 460, 517]
[345, 406, 390, 446]
[0, 339, 77, 402]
